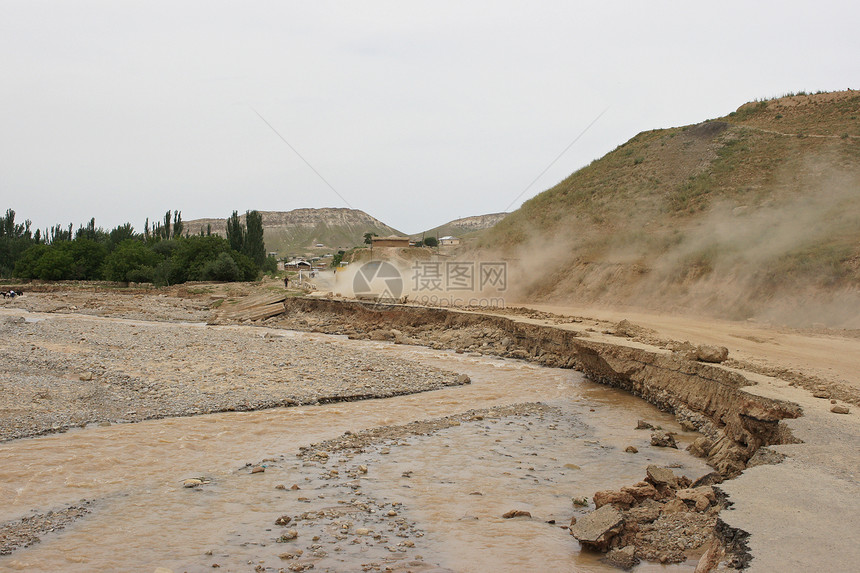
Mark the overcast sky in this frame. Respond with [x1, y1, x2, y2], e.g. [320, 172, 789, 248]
[2, 1, 857, 235]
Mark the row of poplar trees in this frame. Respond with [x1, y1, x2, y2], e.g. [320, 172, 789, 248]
[1, 208, 275, 284]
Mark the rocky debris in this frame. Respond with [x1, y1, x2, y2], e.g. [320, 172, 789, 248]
[571, 466, 722, 566]
[625, 446, 638, 453]
[745, 446, 787, 467]
[0, 501, 94, 555]
[650, 430, 678, 448]
[636, 420, 654, 430]
[831, 405, 850, 414]
[669, 342, 730, 363]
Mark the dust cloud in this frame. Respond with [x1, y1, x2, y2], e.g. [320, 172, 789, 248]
[468, 160, 860, 328]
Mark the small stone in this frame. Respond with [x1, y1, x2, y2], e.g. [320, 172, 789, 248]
[275, 484, 287, 490]
[79, 371, 94, 381]
[251, 466, 265, 474]
[572, 497, 589, 507]
[831, 405, 850, 414]
[457, 374, 471, 384]
[355, 527, 370, 536]
[813, 390, 830, 398]
[636, 420, 654, 430]
[563, 463, 581, 470]
[502, 510, 531, 519]
[183, 478, 204, 488]
[625, 446, 638, 453]
[387, 510, 398, 517]
[278, 529, 298, 542]
[358, 465, 368, 474]
[275, 515, 292, 526]
[290, 484, 301, 490]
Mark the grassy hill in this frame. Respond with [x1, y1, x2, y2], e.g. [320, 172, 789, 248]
[476, 90, 860, 327]
[185, 208, 403, 258]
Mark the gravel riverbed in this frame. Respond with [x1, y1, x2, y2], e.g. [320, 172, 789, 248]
[0, 305, 465, 443]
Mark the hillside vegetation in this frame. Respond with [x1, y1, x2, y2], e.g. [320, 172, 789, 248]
[477, 90, 860, 327]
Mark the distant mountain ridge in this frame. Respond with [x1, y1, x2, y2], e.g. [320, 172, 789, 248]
[185, 208, 402, 256]
[412, 212, 508, 240]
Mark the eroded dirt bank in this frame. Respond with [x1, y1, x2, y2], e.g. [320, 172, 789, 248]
[267, 298, 802, 479]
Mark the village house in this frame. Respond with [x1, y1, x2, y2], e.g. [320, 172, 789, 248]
[371, 235, 411, 248]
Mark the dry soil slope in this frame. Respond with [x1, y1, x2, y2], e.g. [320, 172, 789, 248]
[185, 208, 403, 257]
[478, 90, 860, 328]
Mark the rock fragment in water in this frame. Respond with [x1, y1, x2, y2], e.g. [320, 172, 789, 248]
[625, 446, 638, 453]
[650, 431, 677, 448]
[501, 510, 532, 519]
[831, 405, 850, 414]
[605, 545, 639, 570]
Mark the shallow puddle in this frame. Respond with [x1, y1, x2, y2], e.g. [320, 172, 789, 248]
[1, 327, 711, 571]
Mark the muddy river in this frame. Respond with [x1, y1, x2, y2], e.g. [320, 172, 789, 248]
[1, 328, 712, 572]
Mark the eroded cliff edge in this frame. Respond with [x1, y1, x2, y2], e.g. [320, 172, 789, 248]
[268, 298, 802, 478]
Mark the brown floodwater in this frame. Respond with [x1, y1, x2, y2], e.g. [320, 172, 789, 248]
[0, 326, 711, 572]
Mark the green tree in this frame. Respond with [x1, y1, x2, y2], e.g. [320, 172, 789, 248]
[102, 239, 160, 282]
[243, 210, 266, 267]
[226, 210, 244, 252]
[423, 236, 438, 248]
[0, 209, 35, 277]
[201, 252, 242, 281]
[363, 232, 378, 245]
[172, 211, 183, 239]
[108, 223, 136, 250]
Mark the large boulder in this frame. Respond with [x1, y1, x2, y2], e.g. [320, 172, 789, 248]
[570, 505, 625, 551]
[646, 465, 679, 488]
